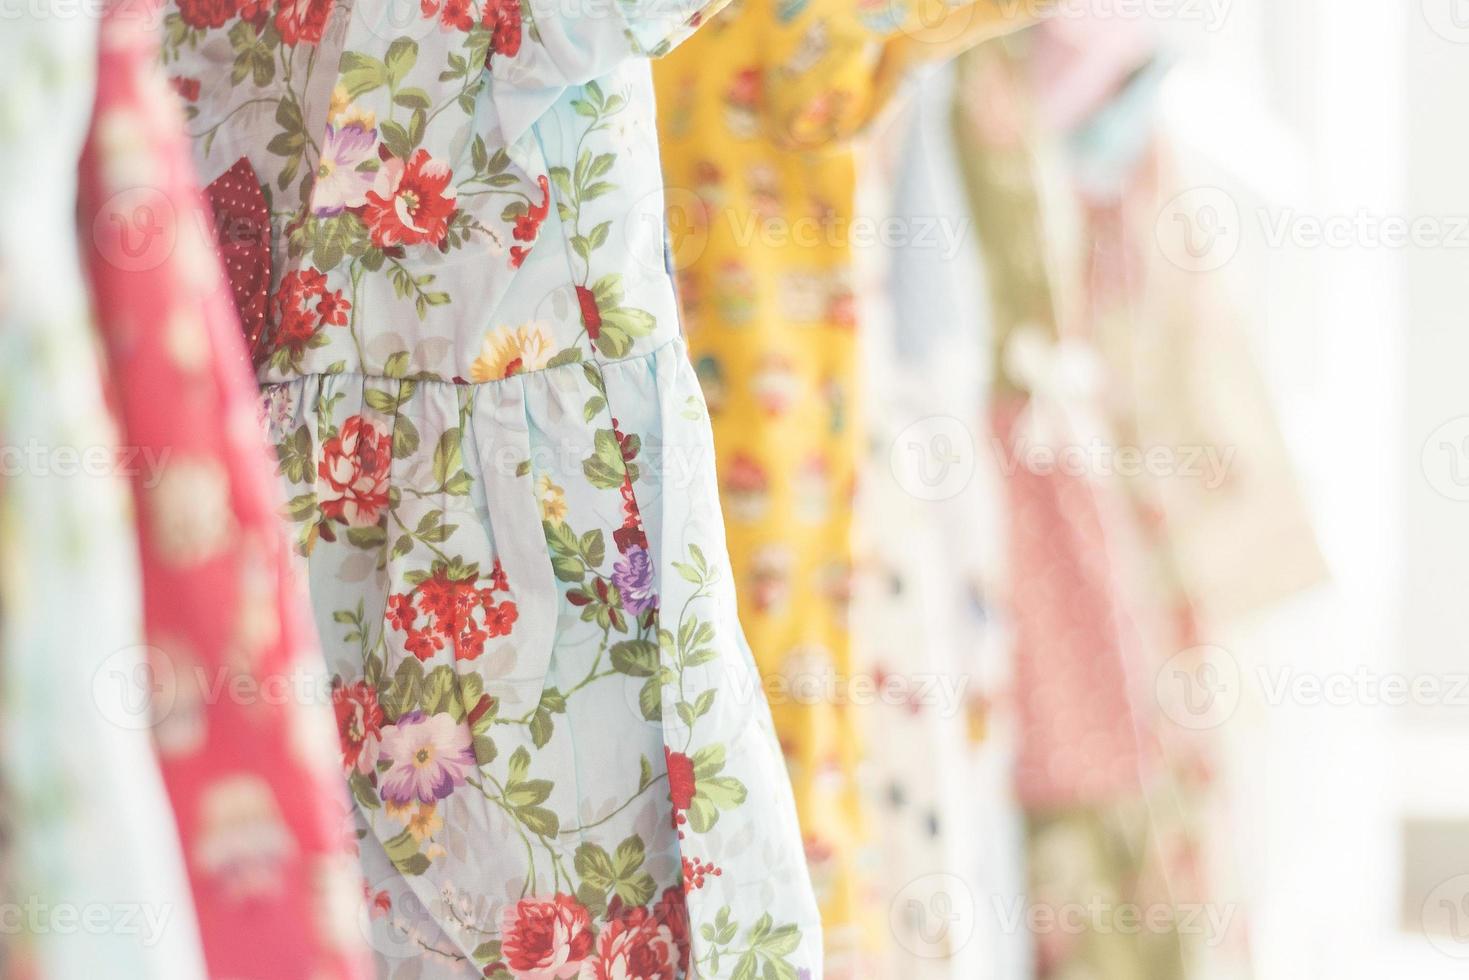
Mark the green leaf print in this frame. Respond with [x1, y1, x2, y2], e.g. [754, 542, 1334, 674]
[611, 638, 659, 677]
[582, 428, 626, 489]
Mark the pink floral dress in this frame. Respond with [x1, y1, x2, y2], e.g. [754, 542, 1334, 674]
[162, 0, 821, 976]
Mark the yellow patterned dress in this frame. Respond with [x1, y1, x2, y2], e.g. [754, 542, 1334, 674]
[654, 2, 1027, 967]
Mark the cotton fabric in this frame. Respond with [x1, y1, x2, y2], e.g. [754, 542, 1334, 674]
[162, 0, 821, 974]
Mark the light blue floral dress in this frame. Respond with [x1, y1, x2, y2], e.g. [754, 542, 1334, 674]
[163, 0, 821, 975]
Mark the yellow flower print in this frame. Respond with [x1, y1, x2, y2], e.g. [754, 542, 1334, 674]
[469, 323, 555, 382]
[537, 474, 568, 524]
[327, 85, 376, 130]
[406, 803, 442, 842]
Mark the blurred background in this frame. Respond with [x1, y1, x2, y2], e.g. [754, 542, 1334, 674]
[859, 1, 1469, 977]
[656, 0, 1469, 977]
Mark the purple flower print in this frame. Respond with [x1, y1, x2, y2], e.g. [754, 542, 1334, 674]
[611, 544, 657, 616]
[311, 122, 378, 216]
[378, 710, 476, 805]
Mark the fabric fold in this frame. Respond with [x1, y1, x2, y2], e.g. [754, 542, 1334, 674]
[78, 1, 373, 975]
[0, 13, 207, 980]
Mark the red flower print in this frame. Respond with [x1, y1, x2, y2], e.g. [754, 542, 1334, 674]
[613, 523, 647, 555]
[271, 267, 350, 359]
[275, 0, 333, 46]
[332, 680, 384, 775]
[405, 628, 444, 662]
[679, 857, 721, 892]
[386, 593, 416, 630]
[369, 888, 391, 919]
[664, 748, 695, 811]
[653, 887, 692, 973]
[482, 600, 518, 638]
[581, 905, 679, 980]
[169, 76, 201, 102]
[421, 0, 473, 30]
[316, 289, 351, 326]
[318, 415, 392, 527]
[483, 0, 522, 60]
[575, 285, 602, 340]
[389, 559, 516, 662]
[364, 149, 458, 249]
[176, 0, 236, 29]
[465, 692, 496, 728]
[498, 894, 593, 979]
[507, 175, 549, 268]
[608, 420, 649, 552]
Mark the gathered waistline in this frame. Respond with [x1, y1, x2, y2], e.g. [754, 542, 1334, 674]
[256, 335, 684, 390]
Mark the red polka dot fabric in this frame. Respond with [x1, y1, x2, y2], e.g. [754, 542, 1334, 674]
[204, 156, 271, 364]
[993, 397, 1155, 808]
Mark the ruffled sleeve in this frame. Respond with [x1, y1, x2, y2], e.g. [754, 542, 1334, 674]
[491, 0, 733, 146]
